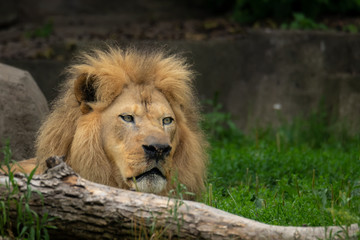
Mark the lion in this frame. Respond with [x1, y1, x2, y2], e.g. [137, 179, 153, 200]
[5, 47, 207, 198]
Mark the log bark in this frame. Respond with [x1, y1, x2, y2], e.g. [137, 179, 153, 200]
[0, 157, 359, 240]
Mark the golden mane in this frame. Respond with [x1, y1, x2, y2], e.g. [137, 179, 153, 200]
[35, 47, 207, 196]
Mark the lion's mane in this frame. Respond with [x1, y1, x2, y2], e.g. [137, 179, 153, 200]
[35, 47, 207, 196]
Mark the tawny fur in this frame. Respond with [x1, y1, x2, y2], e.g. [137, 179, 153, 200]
[0, 158, 38, 175]
[33, 47, 207, 197]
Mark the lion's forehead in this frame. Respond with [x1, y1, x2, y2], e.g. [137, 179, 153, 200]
[105, 85, 174, 118]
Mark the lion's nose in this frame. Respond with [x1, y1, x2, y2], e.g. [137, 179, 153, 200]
[142, 144, 172, 162]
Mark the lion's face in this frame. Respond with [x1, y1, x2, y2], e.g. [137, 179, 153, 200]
[36, 48, 207, 198]
[101, 85, 177, 194]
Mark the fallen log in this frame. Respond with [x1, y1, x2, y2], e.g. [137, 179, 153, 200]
[0, 157, 358, 240]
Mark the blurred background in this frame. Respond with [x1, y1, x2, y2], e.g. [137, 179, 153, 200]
[1, 0, 360, 160]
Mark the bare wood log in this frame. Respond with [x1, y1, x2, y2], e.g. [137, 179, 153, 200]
[0, 157, 359, 240]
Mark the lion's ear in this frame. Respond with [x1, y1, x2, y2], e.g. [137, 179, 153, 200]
[74, 73, 98, 114]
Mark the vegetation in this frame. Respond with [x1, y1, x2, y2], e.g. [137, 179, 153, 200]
[201, 98, 360, 228]
[281, 13, 328, 30]
[25, 21, 54, 39]
[192, 0, 360, 31]
[231, 0, 360, 24]
[0, 141, 56, 240]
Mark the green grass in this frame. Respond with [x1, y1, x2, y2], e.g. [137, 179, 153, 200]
[202, 100, 360, 228]
[0, 141, 56, 239]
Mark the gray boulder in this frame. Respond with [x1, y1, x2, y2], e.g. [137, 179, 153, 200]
[0, 63, 49, 161]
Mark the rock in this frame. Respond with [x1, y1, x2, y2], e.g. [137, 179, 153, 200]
[0, 63, 49, 161]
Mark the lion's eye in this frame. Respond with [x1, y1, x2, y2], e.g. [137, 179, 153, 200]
[162, 117, 173, 125]
[120, 115, 134, 123]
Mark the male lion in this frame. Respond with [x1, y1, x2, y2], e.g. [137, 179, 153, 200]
[8, 47, 207, 198]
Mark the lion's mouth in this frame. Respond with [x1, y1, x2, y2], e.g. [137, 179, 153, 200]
[133, 168, 166, 182]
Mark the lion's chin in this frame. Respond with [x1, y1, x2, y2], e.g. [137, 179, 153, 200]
[130, 168, 167, 194]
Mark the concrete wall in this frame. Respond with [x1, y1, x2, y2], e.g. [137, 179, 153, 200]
[4, 30, 360, 132]
[176, 30, 360, 131]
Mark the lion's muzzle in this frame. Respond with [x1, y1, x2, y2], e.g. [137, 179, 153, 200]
[127, 143, 171, 193]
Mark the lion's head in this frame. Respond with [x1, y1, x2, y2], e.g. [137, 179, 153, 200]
[36, 47, 207, 197]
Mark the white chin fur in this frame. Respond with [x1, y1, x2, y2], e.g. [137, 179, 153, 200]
[134, 175, 167, 194]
